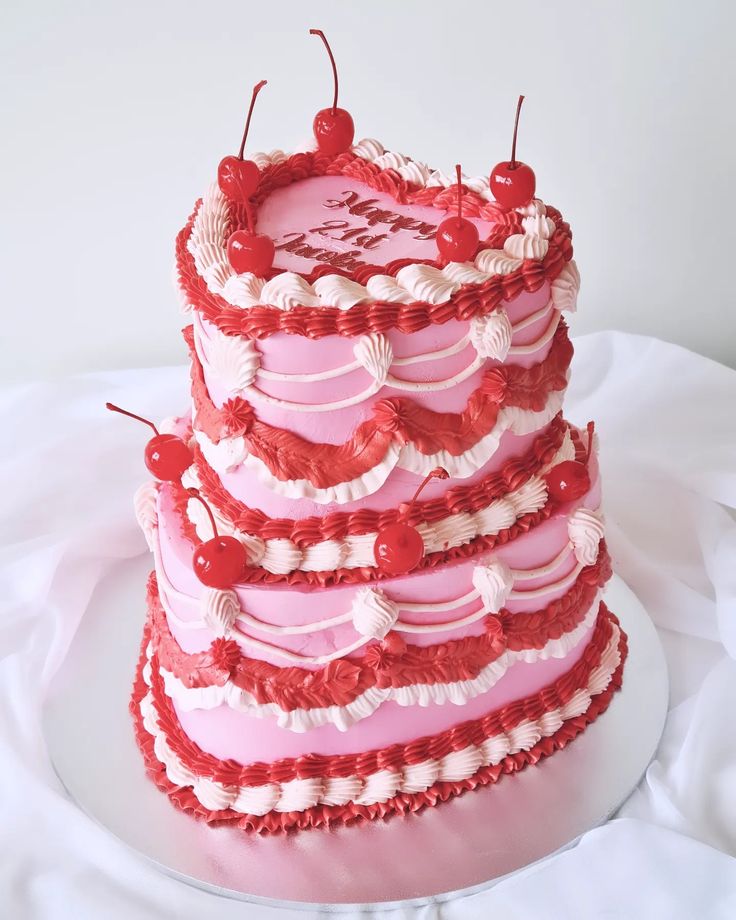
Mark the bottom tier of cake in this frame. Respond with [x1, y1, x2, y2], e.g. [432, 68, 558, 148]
[132, 577, 628, 834]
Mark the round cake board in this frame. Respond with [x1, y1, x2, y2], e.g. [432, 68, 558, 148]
[42, 555, 668, 911]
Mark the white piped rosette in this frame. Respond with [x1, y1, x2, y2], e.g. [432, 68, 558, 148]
[551, 260, 581, 313]
[351, 587, 400, 640]
[472, 558, 514, 613]
[200, 588, 240, 637]
[133, 482, 160, 551]
[568, 508, 605, 565]
[353, 333, 394, 387]
[193, 314, 260, 392]
[469, 309, 513, 361]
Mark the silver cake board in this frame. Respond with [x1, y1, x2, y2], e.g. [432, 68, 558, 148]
[42, 555, 668, 911]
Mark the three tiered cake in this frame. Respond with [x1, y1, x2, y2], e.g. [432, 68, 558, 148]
[117, 40, 626, 834]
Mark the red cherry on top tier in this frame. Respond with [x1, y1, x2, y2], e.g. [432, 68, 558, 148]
[217, 79, 267, 203]
[309, 29, 355, 155]
[226, 201, 275, 276]
[436, 164, 480, 263]
[374, 468, 449, 576]
[545, 421, 595, 502]
[105, 403, 192, 482]
[187, 489, 247, 588]
[490, 94, 536, 210]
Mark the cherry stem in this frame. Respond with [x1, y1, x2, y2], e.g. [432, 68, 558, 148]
[404, 467, 449, 520]
[187, 488, 219, 538]
[455, 164, 463, 220]
[310, 29, 339, 113]
[244, 200, 255, 235]
[105, 402, 158, 436]
[237, 80, 267, 160]
[510, 94, 525, 170]
[584, 421, 595, 463]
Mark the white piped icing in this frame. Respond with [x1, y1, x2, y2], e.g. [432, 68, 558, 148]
[139, 619, 621, 811]
[504, 233, 549, 261]
[353, 334, 394, 386]
[220, 272, 265, 309]
[193, 313, 260, 392]
[134, 482, 160, 551]
[472, 559, 514, 613]
[351, 588, 400, 639]
[200, 588, 239, 637]
[313, 274, 368, 310]
[474, 249, 522, 275]
[468, 309, 513, 361]
[394, 264, 458, 305]
[259, 272, 321, 310]
[568, 508, 605, 565]
[551, 260, 581, 313]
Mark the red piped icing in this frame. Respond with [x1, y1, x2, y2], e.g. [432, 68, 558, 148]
[174, 147, 572, 341]
[185, 320, 572, 488]
[186, 414, 568, 544]
[131, 599, 626, 833]
[148, 542, 610, 708]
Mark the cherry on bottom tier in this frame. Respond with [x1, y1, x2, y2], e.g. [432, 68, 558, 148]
[130, 471, 626, 833]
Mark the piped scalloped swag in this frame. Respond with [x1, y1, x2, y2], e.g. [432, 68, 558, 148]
[186, 320, 572, 489]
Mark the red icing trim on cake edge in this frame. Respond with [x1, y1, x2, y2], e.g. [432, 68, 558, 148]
[131, 600, 626, 834]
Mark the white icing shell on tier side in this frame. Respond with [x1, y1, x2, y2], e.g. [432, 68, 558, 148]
[183, 137, 568, 311]
[138, 617, 621, 811]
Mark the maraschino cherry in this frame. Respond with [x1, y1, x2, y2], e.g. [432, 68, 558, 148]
[227, 201, 275, 275]
[309, 29, 354, 154]
[374, 468, 449, 576]
[490, 95, 536, 209]
[218, 79, 268, 203]
[105, 403, 192, 481]
[187, 488, 247, 588]
[436, 164, 480, 263]
[545, 422, 595, 502]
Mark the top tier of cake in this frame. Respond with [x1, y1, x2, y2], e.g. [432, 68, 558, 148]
[173, 138, 581, 582]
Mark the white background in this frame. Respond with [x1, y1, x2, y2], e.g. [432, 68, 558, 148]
[2, 0, 735, 383]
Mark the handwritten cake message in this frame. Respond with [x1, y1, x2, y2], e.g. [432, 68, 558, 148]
[257, 177, 445, 273]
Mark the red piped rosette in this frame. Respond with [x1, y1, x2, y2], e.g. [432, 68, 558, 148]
[147, 542, 611, 709]
[131, 593, 626, 834]
[174, 147, 573, 341]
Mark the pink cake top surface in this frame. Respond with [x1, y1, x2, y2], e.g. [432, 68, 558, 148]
[257, 175, 495, 274]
